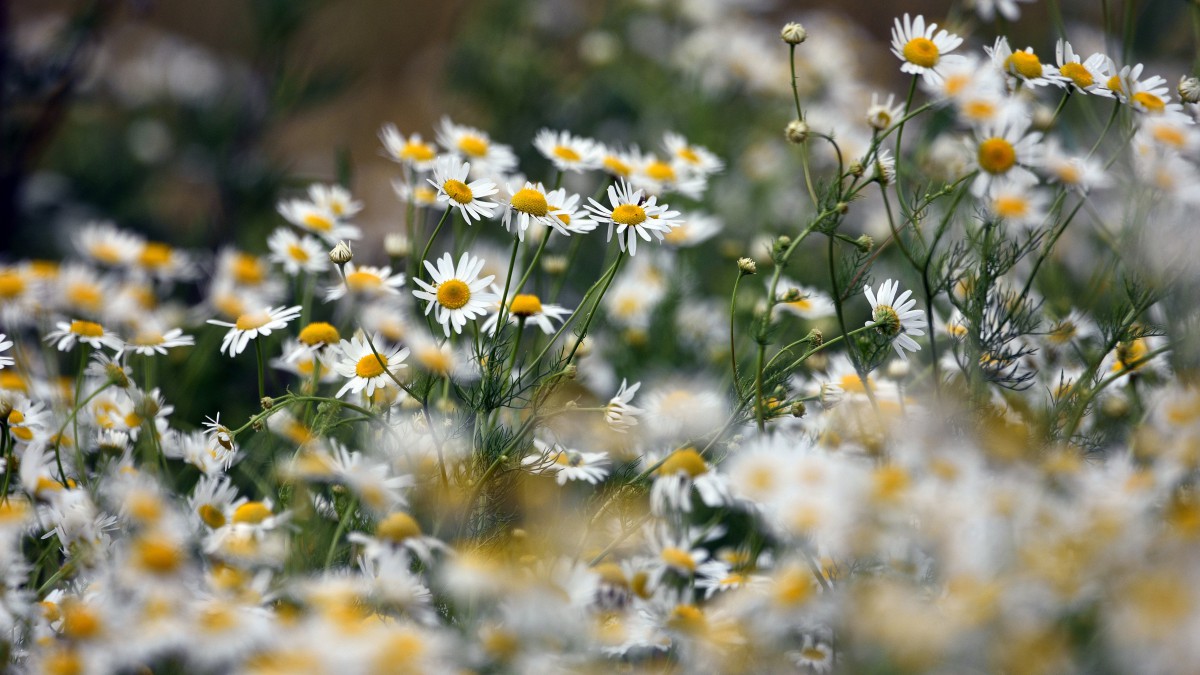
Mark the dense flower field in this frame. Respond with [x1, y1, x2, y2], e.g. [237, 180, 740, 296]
[3, 0, 1200, 672]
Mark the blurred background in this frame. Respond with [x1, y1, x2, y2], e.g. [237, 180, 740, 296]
[7, 0, 1197, 261]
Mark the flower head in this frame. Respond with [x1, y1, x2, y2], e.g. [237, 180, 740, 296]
[411, 252, 498, 336]
[889, 14, 964, 84]
[206, 305, 302, 356]
[865, 279, 926, 360]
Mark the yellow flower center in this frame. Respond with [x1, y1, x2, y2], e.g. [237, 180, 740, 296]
[510, 188, 549, 216]
[355, 353, 388, 378]
[603, 156, 632, 176]
[661, 547, 696, 572]
[0, 273, 24, 298]
[91, 243, 124, 265]
[553, 145, 581, 162]
[442, 179, 474, 204]
[436, 279, 471, 309]
[134, 537, 183, 574]
[1107, 75, 1124, 95]
[1132, 91, 1166, 113]
[139, 243, 172, 268]
[978, 137, 1017, 174]
[198, 503, 227, 529]
[1055, 164, 1081, 185]
[401, 141, 435, 162]
[417, 347, 453, 375]
[902, 37, 939, 68]
[677, 147, 701, 164]
[944, 73, 970, 97]
[994, 195, 1030, 219]
[7, 410, 24, 426]
[234, 312, 269, 331]
[666, 604, 706, 634]
[611, 204, 647, 226]
[66, 283, 101, 310]
[413, 186, 437, 204]
[657, 448, 708, 477]
[377, 512, 422, 542]
[646, 161, 676, 182]
[800, 647, 828, 662]
[132, 331, 164, 346]
[232, 501, 272, 524]
[1059, 62, 1094, 88]
[458, 135, 489, 157]
[62, 603, 102, 640]
[302, 212, 334, 232]
[69, 320, 104, 338]
[963, 99, 998, 121]
[286, 243, 310, 262]
[1006, 51, 1043, 79]
[872, 304, 901, 337]
[232, 254, 265, 284]
[298, 322, 340, 346]
[345, 270, 383, 291]
[509, 294, 543, 317]
[1151, 124, 1186, 148]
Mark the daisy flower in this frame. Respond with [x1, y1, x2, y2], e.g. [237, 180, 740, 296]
[392, 178, 446, 211]
[308, 183, 362, 219]
[865, 279, 926, 360]
[1042, 140, 1111, 193]
[1053, 40, 1112, 97]
[501, 181, 566, 242]
[266, 227, 329, 276]
[889, 13, 964, 85]
[663, 131, 724, 175]
[482, 289, 571, 335]
[75, 221, 143, 268]
[586, 179, 680, 256]
[379, 124, 438, 171]
[1122, 65, 1189, 119]
[332, 334, 409, 399]
[970, 117, 1044, 197]
[630, 150, 707, 199]
[427, 156, 499, 223]
[405, 331, 476, 380]
[598, 143, 638, 180]
[986, 178, 1051, 229]
[206, 305, 302, 357]
[411, 252, 498, 336]
[277, 196, 362, 243]
[522, 438, 610, 485]
[662, 212, 722, 248]
[865, 92, 905, 131]
[325, 262, 406, 302]
[7, 398, 49, 445]
[605, 379, 644, 433]
[1137, 116, 1200, 156]
[774, 279, 836, 319]
[533, 128, 603, 173]
[436, 116, 517, 176]
[986, 37, 1059, 88]
[44, 319, 124, 352]
[121, 325, 195, 356]
[544, 188, 598, 236]
[0, 333, 12, 369]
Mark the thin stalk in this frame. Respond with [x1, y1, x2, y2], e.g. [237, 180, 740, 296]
[417, 208, 453, 282]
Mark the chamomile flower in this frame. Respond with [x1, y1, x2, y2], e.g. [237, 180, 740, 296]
[648, 447, 731, 514]
[7, 398, 49, 445]
[865, 92, 905, 131]
[605, 379, 645, 433]
[544, 188, 599, 236]
[436, 116, 517, 177]
[266, 227, 329, 276]
[986, 37, 1059, 88]
[309, 183, 363, 219]
[662, 212, 722, 248]
[1137, 116, 1200, 155]
[482, 290, 571, 336]
[598, 143, 638, 180]
[277, 196, 362, 243]
[0, 334, 12, 370]
[392, 179, 445, 211]
[523, 438, 610, 485]
[630, 151, 708, 199]
[586, 179, 680, 256]
[501, 181, 566, 242]
[1042, 140, 1111, 193]
[970, 117, 1044, 197]
[889, 13, 964, 85]
[121, 325, 194, 356]
[332, 335, 409, 399]
[986, 178, 1051, 229]
[428, 156, 499, 223]
[411, 252, 498, 336]
[663, 131, 724, 176]
[75, 221, 143, 268]
[379, 124, 438, 171]
[206, 305, 302, 357]
[774, 279, 836, 319]
[534, 128, 603, 173]
[45, 319, 124, 352]
[865, 279, 926, 360]
[1053, 40, 1112, 97]
[405, 331, 476, 380]
[326, 262, 406, 302]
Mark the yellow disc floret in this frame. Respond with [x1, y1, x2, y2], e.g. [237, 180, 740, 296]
[509, 294, 543, 317]
[510, 188, 549, 216]
[458, 135, 489, 157]
[299, 322, 340, 346]
[377, 512, 422, 542]
[232, 501, 272, 525]
[69, 320, 104, 338]
[553, 146, 581, 162]
[1059, 62, 1094, 88]
[978, 137, 1017, 174]
[903, 37, 939, 68]
[355, 353, 388, 378]
[611, 204, 647, 226]
[1132, 92, 1166, 113]
[442, 179, 474, 204]
[234, 313, 268, 331]
[657, 448, 708, 478]
[1006, 51, 1043, 79]
[436, 279, 471, 309]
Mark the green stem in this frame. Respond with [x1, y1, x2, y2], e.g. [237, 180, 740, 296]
[729, 273, 746, 397]
[417, 208, 453, 283]
[254, 339, 266, 401]
[324, 496, 358, 569]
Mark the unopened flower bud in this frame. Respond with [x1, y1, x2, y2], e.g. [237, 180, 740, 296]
[849, 161, 864, 177]
[1180, 75, 1200, 104]
[785, 119, 809, 145]
[543, 255, 568, 275]
[384, 233, 409, 258]
[836, 201, 849, 215]
[855, 235, 874, 253]
[737, 257, 758, 275]
[806, 328, 823, 347]
[780, 22, 807, 45]
[261, 396, 274, 410]
[329, 241, 353, 265]
[105, 363, 131, 389]
[562, 364, 578, 379]
[790, 401, 807, 418]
